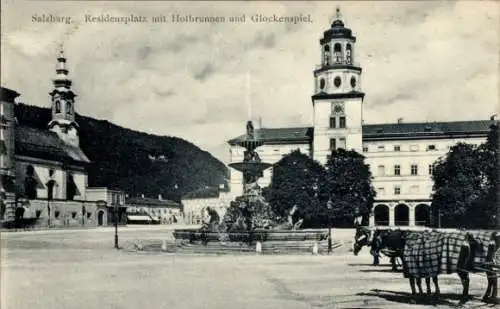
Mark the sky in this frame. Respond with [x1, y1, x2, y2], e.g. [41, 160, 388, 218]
[1, 1, 499, 163]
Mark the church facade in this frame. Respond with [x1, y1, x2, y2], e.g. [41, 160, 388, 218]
[0, 50, 125, 228]
[227, 10, 494, 227]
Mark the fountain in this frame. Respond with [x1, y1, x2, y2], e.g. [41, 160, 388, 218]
[169, 121, 336, 254]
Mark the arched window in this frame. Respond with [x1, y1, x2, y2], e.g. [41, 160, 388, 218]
[323, 44, 331, 65]
[346, 44, 352, 64]
[24, 165, 37, 199]
[55, 100, 61, 113]
[334, 43, 342, 64]
[66, 173, 77, 201]
[66, 101, 72, 115]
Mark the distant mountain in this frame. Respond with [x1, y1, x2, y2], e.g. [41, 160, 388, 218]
[14, 103, 229, 201]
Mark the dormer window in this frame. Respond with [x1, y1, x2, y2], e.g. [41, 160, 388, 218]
[55, 100, 61, 113]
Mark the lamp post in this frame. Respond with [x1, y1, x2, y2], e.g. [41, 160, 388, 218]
[327, 199, 333, 254]
[47, 199, 51, 228]
[114, 200, 119, 249]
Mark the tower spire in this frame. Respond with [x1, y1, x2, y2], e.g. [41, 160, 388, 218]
[336, 6, 342, 20]
[48, 46, 79, 146]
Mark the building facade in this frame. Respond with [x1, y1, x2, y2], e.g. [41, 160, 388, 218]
[126, 195, 182, 224]
[0, 49, 123, 228]
[227, 9, 493, 227]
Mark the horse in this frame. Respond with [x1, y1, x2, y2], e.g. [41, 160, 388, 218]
[400, 230, 498, 303]
[353, 226, 400, 270]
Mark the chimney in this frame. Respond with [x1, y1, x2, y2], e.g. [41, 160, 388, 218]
[158, 194, 162, 200]
[397, 118, 404, 124]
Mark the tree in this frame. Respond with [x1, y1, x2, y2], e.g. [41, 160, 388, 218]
[474, 122, 499, 228]
[263, 150, 327, 227]
[323, 149, 376, 227]
[431, 143, 487, 228]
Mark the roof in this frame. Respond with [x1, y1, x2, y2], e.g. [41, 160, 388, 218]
[227, 127, 313, 145]
[1, 86, 20, 102]
[15, 126, 90, 165]
[126, 197, 181, 208]
[362, 120, 493, 141]
[226, 120, 494, 145]
[183, 187, 220, 199]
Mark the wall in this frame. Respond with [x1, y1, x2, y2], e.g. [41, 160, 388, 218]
[313, 97, 363, 165]
[182, 192, 235, 224]
[19, 199, 104, 227]
[364, 136, 487, 202]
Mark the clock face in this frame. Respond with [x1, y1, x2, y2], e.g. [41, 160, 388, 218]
[332, 103, 344, 114]
[334, 76, 341, 88]
[350, 76, 356, 89]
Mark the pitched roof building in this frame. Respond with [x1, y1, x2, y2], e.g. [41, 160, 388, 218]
[0, 48, 124, 228]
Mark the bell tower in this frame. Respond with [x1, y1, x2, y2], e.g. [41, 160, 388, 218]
[48, 45, 80, 147]
[311, 7, 365, 165]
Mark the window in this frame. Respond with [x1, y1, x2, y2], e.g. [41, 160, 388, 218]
[323, 45, 331, 65]
[334, 43, 342, 63]
[35, 210, 42, 219]
[87, 212, 92, 219]
[338, 138, 346, 150]
[410, 185, 419, 194]
[377, 145, 385, 152]
[411, 164, 418, 176]
[54, 211, 60, 219]
[339, 116, 346, 128]
[377, 187, 385, 196]
[329, 138, 336, 150]
[346, 44, 352, 64]
[394, 186, 401, 195]
[330, 117, 336, 128]
[427, 144, 436, 151]
[394, 145, 401, 152]
[55, 100, 61, 113]
[71, 212, 77, 219]
[377, 165, 386, 176]
[394, 165, 401, 176]
[410, 144, 419, 152]
[66, 102, 72, 115]
[362, 145, 368, 153]
[428, 164, 434, 175]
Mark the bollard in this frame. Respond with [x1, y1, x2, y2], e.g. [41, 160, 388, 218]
[256, 241, 262, 255]
[312, 242, 319, 255]
[161, 240, 168, 252]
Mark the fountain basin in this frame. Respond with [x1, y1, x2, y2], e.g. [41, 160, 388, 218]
[173, 229, 329, 243]
[228, 162, 272, 173]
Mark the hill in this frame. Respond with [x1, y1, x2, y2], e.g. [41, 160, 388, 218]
[14, 103, 229, 201]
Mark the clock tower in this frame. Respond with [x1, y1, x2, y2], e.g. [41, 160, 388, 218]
[47, 46, 80, 147]
[311, 8, 365, 165]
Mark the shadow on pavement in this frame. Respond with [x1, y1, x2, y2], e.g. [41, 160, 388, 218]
[358, 268, 400, 273]
[356, 289, 467, 307]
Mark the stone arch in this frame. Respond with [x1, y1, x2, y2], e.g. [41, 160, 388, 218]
[394, 204, 409, 226]
[415, 204, 431, 226]
[374, 204, 389, 226]
[97, 210, 105, 226]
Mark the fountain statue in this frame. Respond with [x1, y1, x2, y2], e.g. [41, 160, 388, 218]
[171, 120, 329, 252]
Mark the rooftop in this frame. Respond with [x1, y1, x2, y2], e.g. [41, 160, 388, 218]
[227, 127, 313, 145]
[15, 126, 90, 165]
[227, 120, 494, 144]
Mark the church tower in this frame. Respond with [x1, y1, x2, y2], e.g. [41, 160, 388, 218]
[47, 46, 80, 147]
[311, 8, 365, 165]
